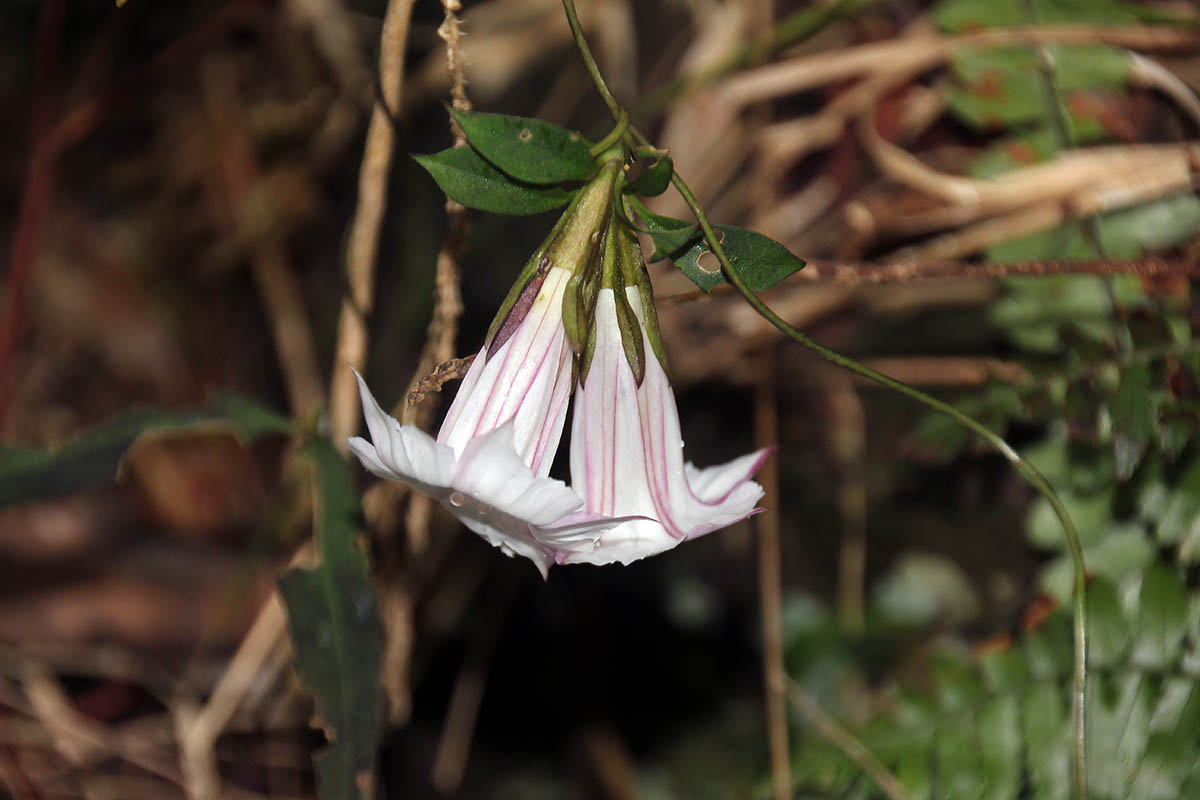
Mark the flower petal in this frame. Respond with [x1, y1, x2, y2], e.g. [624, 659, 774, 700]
[451, 422, 584, 526]
[351, 372, 456, 497]
[567, 288, 769, 565]
[438, 267, 574, 476]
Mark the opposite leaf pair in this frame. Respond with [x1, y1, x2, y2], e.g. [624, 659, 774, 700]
[349, 155, 770, 577]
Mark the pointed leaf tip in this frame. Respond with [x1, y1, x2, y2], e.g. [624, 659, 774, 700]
[449, 108, 597, 185]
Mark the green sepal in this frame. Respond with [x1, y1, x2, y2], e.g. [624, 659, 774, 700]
[448, 107, 597, 185]
[413, 147, 573, 216]
[597, 219, 646, 386]
[561, 270, 589, 360]
[648, 224, 703, 262]
[613, 284, 646, 387]
[624, 155, 673, 197]
[618, 209, 670, 378]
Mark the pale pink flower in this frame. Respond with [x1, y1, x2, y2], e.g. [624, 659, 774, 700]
[349, 267, 615, 578]
[565, 286, 770, 565]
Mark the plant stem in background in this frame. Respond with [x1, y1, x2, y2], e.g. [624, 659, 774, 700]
[669, 166, 1089, 800]
[560, 1, 1089, 796]
[329, 0, 417, 452]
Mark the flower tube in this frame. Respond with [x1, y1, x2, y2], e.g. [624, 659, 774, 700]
[565, 218, 770, 565]
[349, 163, 626, 577]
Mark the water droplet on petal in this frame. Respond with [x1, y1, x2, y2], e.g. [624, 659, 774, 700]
[449, 492, 466, 507]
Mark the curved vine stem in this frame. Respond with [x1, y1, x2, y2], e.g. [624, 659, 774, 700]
[560, 0, 1089, 797]
[668, 166, 1089, 800]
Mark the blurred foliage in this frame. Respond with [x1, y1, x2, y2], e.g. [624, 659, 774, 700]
[280, 440, 381, 800]
[783, 0, 1200, 796]
[2, 0, 1199, 797]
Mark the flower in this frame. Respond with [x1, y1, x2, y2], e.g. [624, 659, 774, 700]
[348, 164, 627, 578]
[563, 221, 770, 566]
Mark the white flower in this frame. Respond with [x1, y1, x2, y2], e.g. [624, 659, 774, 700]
[349, 265, 618, 578]
[565, 285, 770, 565]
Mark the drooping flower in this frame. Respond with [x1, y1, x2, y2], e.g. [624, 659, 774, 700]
[348, 162, 627, 577]
[563, 216, 770, 565]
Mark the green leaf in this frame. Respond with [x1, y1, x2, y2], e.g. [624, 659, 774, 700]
[945, 47, 1045, 130]
[934, 0, 1168, 32]
[977, 695, 1021, 800]
[1021, 681, 1071, 800]
[414, 147, 573, 215]
[1087, 577, 1133, 668]
[1040, 526, 1155, 602]
[969, 128, 1059, 179]
[1111, 363, 1156, 481]
[647, 224, 702, 262]
[0, 395, 292, 508]
[627, 199, 805, 292]
[1156, 455, 1200, 549]
[1086, 670, 1155, 797]
[448, 108, 596, 185]
[1096, 194, 1200, 259]
[279, 440, 382, 800]
[625, 156, 673, 197]
[1131, 676, 1200, 798]
[1132, 563, 1189, 670]
[1026, 486, 1115, 550]
[1052, 44, 1132, 91]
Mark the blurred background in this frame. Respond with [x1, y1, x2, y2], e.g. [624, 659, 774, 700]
[2, 0, 1200, 798]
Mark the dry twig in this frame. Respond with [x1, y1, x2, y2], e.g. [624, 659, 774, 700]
[754, 353, 790, 800]
[782, 675, 915, 800]
[329, 0, 418, 452]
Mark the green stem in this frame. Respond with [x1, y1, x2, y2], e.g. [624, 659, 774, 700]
[561, 0, 622, 120]
[564, 5, 1088, 797]
[670, 168, 1089, 800]
[589, 110, 630, 157]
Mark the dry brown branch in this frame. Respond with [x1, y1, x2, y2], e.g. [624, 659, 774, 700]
[405, 356, 476, 410]
[200, 59, 325, 418]
[891, 152, 1195, 261]
[329, 0, 418, 452]
[1, 670, 268, 800]
[429, 572, 520, 793]
[654, 256, 1200, 307]
[858, 105, 1197, 213]
[747, 25, 1200, 171]
[754, 354, 790, 800]
[367, 0, 472, 731]
[720, 25, 1200, 109]
[854, 356, 1031, 388]
[175, 595, 287, 800]
[0, 0, 65, 430]
[824, 375, 867, 634]
[1130, 52, 1200, 127]
[283, 0, 372, 105]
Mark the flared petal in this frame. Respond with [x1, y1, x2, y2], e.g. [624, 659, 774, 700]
[349, 371, 456, 497]
[350, 379, 619, 579]
[567, 288, 768, 565]
[438, 267, 575, 476]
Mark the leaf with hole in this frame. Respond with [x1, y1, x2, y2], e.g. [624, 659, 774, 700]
[414, 147, 573, 215]
[449, 108, 596, 184]
[627, 199, 805, 292]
